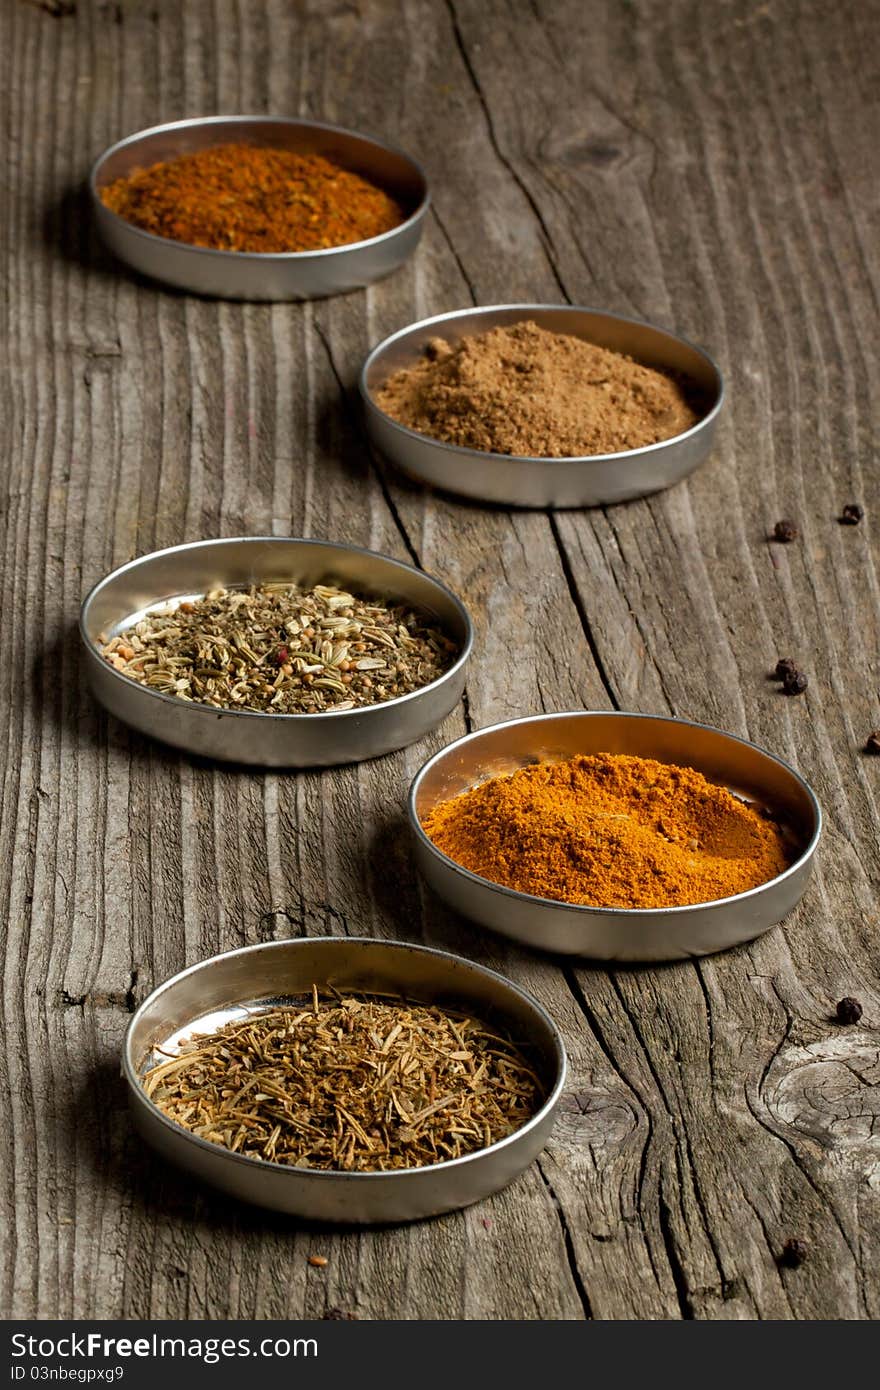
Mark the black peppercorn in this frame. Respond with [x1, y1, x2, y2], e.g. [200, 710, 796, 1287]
[839, 504, 864, 525]
[782, 669, 808, 696]
[773, 519, 799, 543]
[835, 997, 863, 1025]
[778, 1238, 809, 1269]
[865, 732, 880, 755]
[322, 1308, 358, 1320]
[774, 657, 797, 680]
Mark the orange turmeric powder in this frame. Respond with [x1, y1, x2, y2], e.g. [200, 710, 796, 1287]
[421, 753, 790, 909]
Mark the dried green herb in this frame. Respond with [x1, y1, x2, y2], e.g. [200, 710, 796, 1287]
[100, 582, 458, 714]
[142, 990, 545, 1171]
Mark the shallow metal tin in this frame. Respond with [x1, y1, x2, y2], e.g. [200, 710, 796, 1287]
[361, 304, 724, 508]
[90, 116, 429, 301]
[80, 537, 472, 768]
[409, 712, 822, 961]
[124, 936, 566, 1223]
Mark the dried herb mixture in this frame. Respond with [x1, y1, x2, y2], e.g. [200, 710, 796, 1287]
[100, 144, 404, 253]
[143, 991, 544, 1171]
[100, 582, 458, 714]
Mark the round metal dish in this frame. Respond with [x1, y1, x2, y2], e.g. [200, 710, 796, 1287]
[90, 115, 429, 301]
[360, 304, 724, 508]
[409, 711, 821, 961]
[124, 936, 566, 1223]
[80, 537, 472, 767]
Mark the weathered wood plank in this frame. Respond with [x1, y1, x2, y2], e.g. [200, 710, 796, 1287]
[445, 0, 880, 1319]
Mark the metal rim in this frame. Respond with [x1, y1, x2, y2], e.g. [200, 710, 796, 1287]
[408, 710, 823, 917]
[123, 936, 568, 1182]
[79, 536, 474, 724]
[360, 303, 725, 464]
[89, 114, 431, 262]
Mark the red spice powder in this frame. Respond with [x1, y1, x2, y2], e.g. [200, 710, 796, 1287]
[100, 143, 405, 253]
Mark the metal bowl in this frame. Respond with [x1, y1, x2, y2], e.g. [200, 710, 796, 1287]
[124, 936, 566, 1223]
[90, 115, 429, 301]
[80, 537, 472, 767]
[409, 711, 821, 961]
[360, 304, 724, 508]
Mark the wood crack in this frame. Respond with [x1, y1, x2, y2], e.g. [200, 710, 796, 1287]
[743, 1083, 866, 1304]
[563, 966, 674, 1305]
[657, 1179, 694, 1319]
[609, 976, 727, 1298]
[548, 512, 619, 709]
[444, 0, 570, 300]
[430, 205, 479, 304]
[739, 1189, 796, 1316]
[694, 962, 716, 1085]
[598, 509, 681, 712]
[535, 1157, 593, 1318]
[58, 969, 139, 1014]
[460, 684, 474, 734]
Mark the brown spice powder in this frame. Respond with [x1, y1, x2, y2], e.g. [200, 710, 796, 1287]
[421, 753, 790, 909]
[374, 320, 702, 457]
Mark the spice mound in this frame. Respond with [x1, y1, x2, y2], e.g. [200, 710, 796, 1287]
[100, 144, 405, 253]
[373, 320, 702, 457]
[99, 582, 458, 714]
[143, 993, 544, 1171]
[421, 753, 790, 909]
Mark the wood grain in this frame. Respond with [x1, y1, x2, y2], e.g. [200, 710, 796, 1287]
[0, 0, 877, 1320]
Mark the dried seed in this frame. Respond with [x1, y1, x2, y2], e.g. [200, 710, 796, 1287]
[839, 503, 864, 525]
[835, 997, 862, 1025]
[308, 1255, 329, 1268]
[312, 677, 348, 693]
[778, 1238, 809, 1269]
[772, 519, 799, 543]
[864, 732, 880, 755]
[774, 657, 798, 680]
[782, 669, 808, 696]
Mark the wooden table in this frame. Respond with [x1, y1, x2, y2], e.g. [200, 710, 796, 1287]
[2, 0, 877, 1321]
